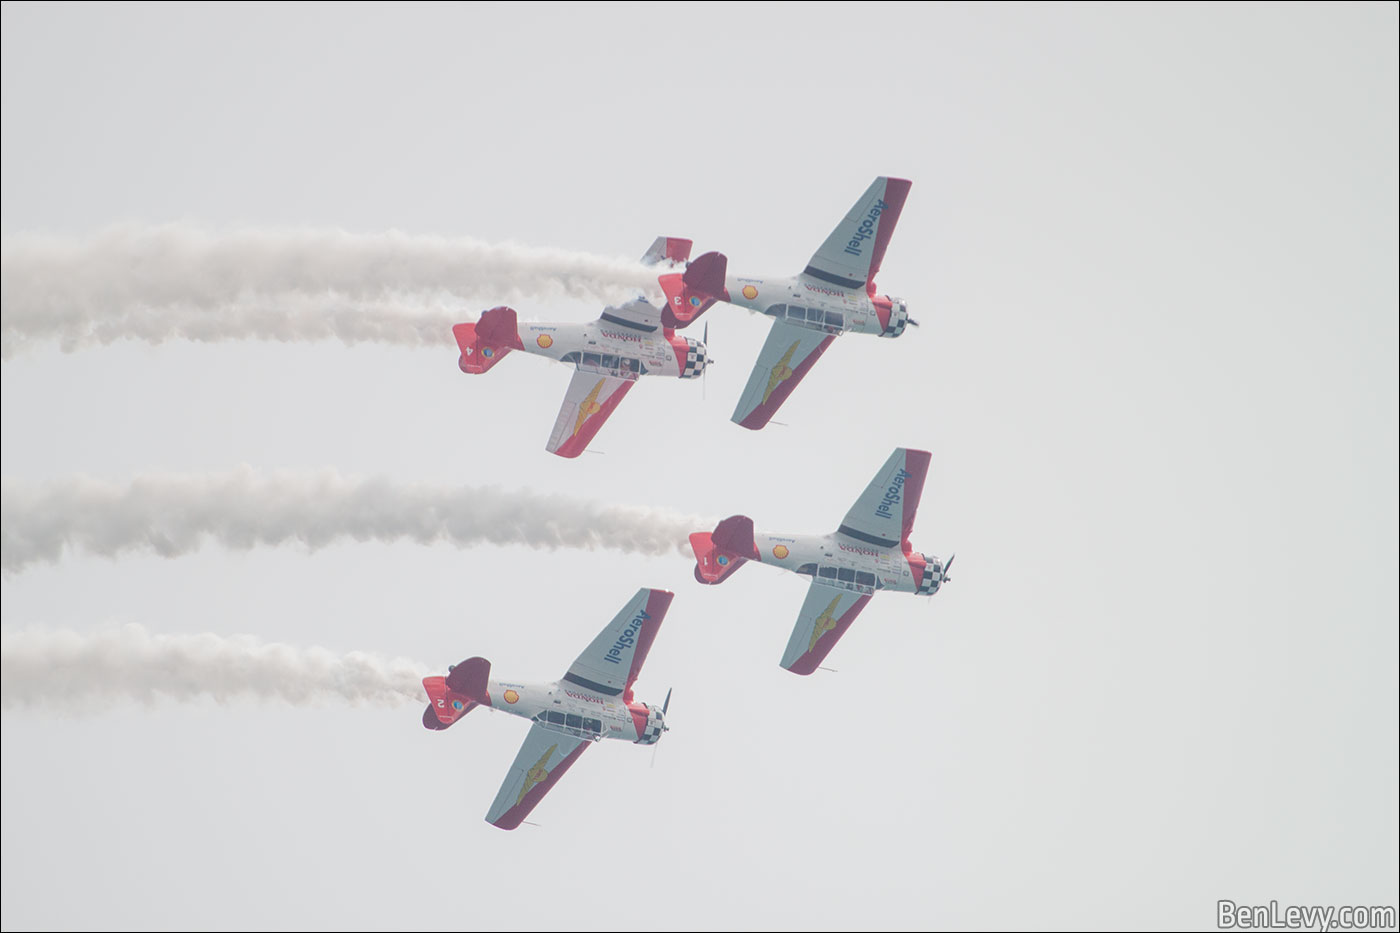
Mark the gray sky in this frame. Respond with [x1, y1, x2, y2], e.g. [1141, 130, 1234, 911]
[3, 3, 1397, 931]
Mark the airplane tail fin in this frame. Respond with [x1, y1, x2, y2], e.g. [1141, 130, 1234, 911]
[453, 307, 524, 374]
[420, 656, 492, 730]
[641, 236, 693, 266]
[421, 676, 478, 730]
[660, 251, 728, 329]
[691, 514, 758, 584]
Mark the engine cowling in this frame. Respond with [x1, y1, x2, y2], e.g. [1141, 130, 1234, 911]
[915, 553, 944, 594]
[877, 296, 911, 338]
[673, 335, 709, 379]
[632, 703, 667, 745]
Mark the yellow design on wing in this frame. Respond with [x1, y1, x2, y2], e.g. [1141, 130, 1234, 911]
[573, 379, 606, 436]
[808, 595, 843, 653]
[762, 342, 800, 405]
[517, 743, 558, 805]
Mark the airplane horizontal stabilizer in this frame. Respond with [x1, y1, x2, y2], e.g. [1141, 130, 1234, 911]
[446, 656, 492, 704]
[454, 306, 523, 374]
[421, 673, 480, 729]
[691, 515, 757, 584]
[641, 236, 693, 266]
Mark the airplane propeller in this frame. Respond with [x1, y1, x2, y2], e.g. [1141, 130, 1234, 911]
[907, 318, 921, 327]
[942, 553, 955, 583]
[702, 322, 712, 400]
[651, 687, 673, 769]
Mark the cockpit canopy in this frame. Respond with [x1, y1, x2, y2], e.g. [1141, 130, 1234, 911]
[766, 303, 845, 334]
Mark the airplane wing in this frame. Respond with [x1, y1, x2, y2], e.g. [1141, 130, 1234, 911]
[545, 370, 635, 458]
[836, 448, 932, 548]
[730, 319, 835, 430]
[803, 176, 912, 292]
[779, 580, 873, 675]
[484, 722, 591, 829]
[563, 587, 673, 698]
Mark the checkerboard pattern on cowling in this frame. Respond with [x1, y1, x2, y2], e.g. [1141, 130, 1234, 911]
[917, 560, 939, 594]
[639, 712, 665, 744]
[680, 340, 706, 379]
[880, 301, 910, 338]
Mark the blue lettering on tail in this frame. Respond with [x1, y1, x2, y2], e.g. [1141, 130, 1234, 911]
[602, 610, 649, 665]
[874, 468, 910, 522]
[843, 199, 888, 257]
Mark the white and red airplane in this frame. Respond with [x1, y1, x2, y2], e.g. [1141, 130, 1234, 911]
[452, 240, 727, 458]
[658, 176, 915, 430]
[421, 587, 674, 829]
[690, 447, 952, 674]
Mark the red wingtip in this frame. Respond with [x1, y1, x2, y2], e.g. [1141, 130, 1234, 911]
[487, 741, 591, 831]
[736, 335, 835, 430]
[784, 595, 873, 676]
[866, 178, 911, 292]
[549, 379, 634, 459]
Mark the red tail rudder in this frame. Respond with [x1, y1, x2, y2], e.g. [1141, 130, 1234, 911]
[454, 307, 524, 374]
[420, 655, 492, 730]
[691, 514, 758, 584]
[661, 251, 729, 328]
[421, 675, 478, 730]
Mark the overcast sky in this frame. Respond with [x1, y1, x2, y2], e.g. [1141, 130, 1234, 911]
[3, 4, 1397, 931]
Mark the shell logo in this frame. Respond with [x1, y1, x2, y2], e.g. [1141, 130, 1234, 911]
[536, 334, 553, 349]
[772, 545, 789, 559]
[741, 284, 759, 300]
[503, 689, 520, 704]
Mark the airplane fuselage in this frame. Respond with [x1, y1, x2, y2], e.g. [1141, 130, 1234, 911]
[747, 529, 944, 596]
[720, 272, 911, 339]
[464, 676, 666, 745]
[489, 305, 707, 382]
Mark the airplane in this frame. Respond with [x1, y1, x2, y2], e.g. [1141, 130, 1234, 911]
[421, 586, 675, 829]
[689, 447, 952, 674]
[657, 176, 916, 430]
[451, 239, 728, 458]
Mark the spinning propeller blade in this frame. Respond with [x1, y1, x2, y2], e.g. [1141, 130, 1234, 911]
[702, 323, 710, 400]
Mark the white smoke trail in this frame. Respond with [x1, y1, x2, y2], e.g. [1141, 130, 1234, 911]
[1, 623, 427, 709]
[0, 225, 661, 357]
[0, 469, 703, 572]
